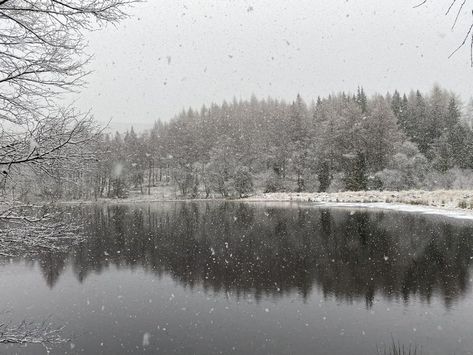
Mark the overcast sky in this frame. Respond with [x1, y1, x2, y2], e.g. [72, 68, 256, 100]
[76, 0, 473, 132]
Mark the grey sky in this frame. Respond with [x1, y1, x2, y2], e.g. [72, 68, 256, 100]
[76, 0, 473, 132]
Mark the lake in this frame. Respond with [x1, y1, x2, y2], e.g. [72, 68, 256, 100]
[1, 202, 473, 354]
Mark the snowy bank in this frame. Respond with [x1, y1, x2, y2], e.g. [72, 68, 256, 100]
[57, 189, 473, 220]
[243, 190, 473, 220]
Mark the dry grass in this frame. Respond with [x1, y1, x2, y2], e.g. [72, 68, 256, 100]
[376, 338, 421, 355]
[245, 190, 473, 211]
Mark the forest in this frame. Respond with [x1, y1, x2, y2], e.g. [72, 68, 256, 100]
[5, 85, 473, 201]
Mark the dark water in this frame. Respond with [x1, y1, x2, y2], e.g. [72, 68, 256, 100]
[1, 202, 473, 355]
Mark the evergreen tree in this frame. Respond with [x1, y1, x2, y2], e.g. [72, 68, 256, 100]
[363, 95, 402, 172]
[426, 85, 449, 147]
[445, 97, 461, 131]
[356, 86, 368, 113]
[343, 152, 368, 191]
[53, 85, 473, 199]
[407, 91, 428, 154]
[391, 91, 402, 118]
[463, 98, 473, 129]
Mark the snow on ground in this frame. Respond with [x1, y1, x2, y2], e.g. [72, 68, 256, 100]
[243, 190, 473, 220]
[58, 188, 473, 220]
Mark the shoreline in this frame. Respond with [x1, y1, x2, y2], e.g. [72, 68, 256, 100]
[244, 200, 473, 220]
[242, 190, 473, 220]
[54, 190, 473, 220]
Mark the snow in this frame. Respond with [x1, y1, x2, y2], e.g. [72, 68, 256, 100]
[0, 318, 67, 346]
[142, 332, 150, 347]
[0, 221, 86, 258]
[57, 188, 473, 220]
[243, 190, 473, 220]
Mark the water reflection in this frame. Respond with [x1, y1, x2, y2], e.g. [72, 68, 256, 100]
[22, 202, 473, 308]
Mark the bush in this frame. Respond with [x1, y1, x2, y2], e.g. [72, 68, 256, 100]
[233, 167, 254, 197]
[327, 172, 345, 193]
[367, 175, 383, 190]
[375, 169, 405, 191]
[110, 178, 129, 198]
[449, 168, 473, 189]
[264, 174, 285, 193]
[375, 141, 428, 190]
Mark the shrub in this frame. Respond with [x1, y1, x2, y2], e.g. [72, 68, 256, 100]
[327, 172, 345, 193]
[458, 200, 467, 209]
[264, 174, 285, 193]
[233, 167, 254, 198]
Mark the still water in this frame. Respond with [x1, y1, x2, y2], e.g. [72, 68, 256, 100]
[1, 202, 473, 354]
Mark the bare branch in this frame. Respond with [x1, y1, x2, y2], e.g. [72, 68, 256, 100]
[446, 0, 459, 15]
[452, 0, 467, 29]
[0, 0, 139, 203]
[418, 0, 473, 65]
[449, 22, 473, 59]
[0, 318, 67, 346]
[413, 0, 428, 8]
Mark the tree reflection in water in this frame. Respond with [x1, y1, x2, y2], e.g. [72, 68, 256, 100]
[33, 202, 473, 309]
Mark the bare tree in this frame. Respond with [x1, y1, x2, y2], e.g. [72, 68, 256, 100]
[0, 0, 137, 202]
[414, 0, 473, 65]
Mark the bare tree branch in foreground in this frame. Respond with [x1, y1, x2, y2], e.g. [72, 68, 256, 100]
[0, 0, 138, 204]
[0, 317, 67, 349]
[414, 0, 473, 65]
[0, 212, 86, 257]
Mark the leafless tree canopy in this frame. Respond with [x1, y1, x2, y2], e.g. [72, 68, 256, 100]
[0, 0, 136, 181]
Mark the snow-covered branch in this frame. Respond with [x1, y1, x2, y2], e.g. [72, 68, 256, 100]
[0, 318, 67, 346]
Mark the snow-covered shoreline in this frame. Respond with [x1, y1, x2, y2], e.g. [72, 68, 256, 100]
[56, 189, 473, 220]
[242, 190, 473, 220]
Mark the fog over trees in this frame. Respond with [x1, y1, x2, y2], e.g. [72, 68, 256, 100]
[7, 85, 473, 201]
[2, 1, 473, 204]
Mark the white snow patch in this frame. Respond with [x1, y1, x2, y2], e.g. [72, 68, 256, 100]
[142, 332, 151, 347]
[243, 191, 473, 221]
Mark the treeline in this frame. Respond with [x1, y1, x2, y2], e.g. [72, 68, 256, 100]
[12, 85, 473, 201]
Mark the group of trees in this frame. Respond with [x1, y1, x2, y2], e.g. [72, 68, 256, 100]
[2, 2, 473, 202]
[0, 0, 135, 211]
[18, 85, 473, 201]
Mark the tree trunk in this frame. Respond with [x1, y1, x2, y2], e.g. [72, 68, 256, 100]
[148, 159, 152, 195]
